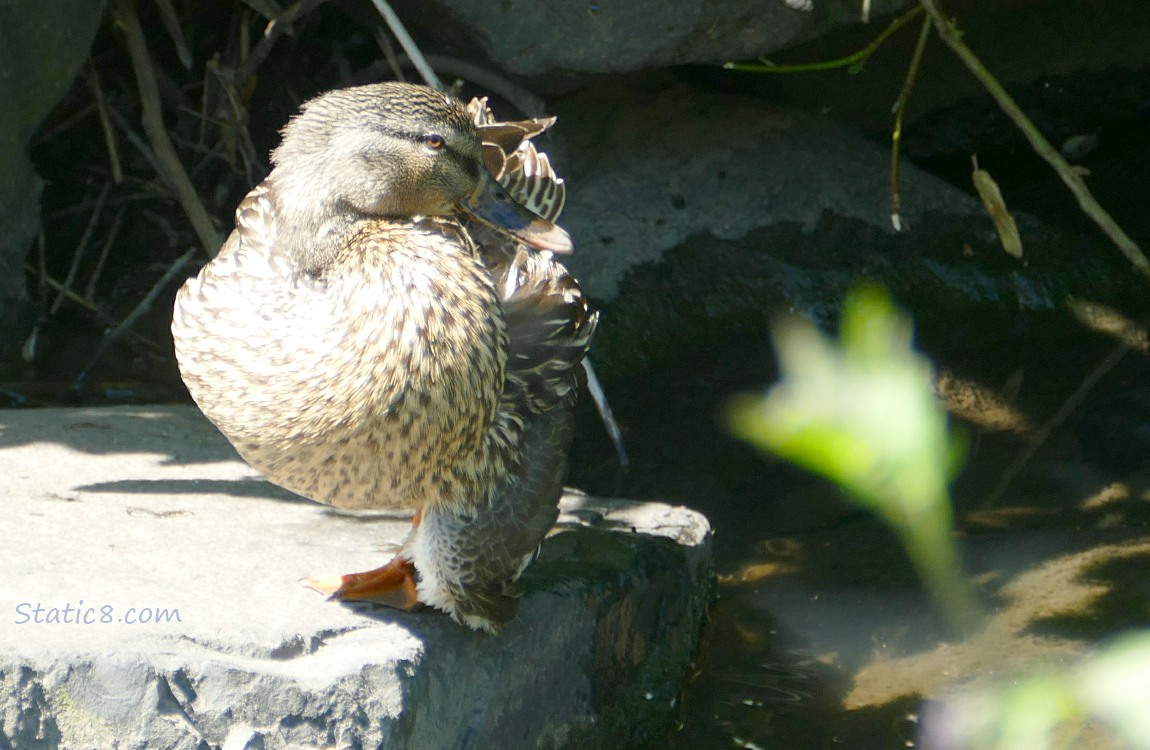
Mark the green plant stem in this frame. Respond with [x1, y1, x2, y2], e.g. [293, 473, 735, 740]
[896, 504, 983, 634]
[890, 13, 932, 231]
[917, 0, 1150, 282]
[724, 5, 924, 73]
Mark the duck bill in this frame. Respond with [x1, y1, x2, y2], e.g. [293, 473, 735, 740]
[461, 174, 573, 254]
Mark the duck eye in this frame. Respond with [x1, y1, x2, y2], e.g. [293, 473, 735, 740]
[424, 134, 445, 150]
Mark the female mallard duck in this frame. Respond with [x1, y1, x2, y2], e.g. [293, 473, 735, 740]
[171, 82, 597, 634]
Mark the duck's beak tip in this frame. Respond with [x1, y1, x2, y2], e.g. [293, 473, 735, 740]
[462, 174, 574, 254]
[518, 219, 573, 254]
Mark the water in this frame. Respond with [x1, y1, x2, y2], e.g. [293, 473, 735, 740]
[569, 320, 1150, 749]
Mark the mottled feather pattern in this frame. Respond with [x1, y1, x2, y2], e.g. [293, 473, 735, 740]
[500, 146, 566, 223]
[497, 249, 597, 414]
[467, 97, 566, 223]
[176, 194, 508, 510]
[172, 82, 595, 632]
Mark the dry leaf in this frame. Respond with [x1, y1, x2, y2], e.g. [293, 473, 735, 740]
[971, 155, 1023, 259]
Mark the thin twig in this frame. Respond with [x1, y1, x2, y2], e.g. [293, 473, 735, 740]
[412, 55, 546, 115]
[582, 359, 629, 469]
[355, 54, 548, 116]
[51, 182, 110, 316]
[724, 6, 924, 73]
[22, 234, 51, 364]
[112, 0, 223, 257]
[152, 0, 194, 69]
[917, 0, 1150, 281]
[30, 104, 97, 149]
[239, 11, 252, 84]
[85, 208, 125, 301]
[369, 0, 441, 89]
[35, 233, 49, 310]
[212, 71, 261, 184]
[175, 104, 233, 131]
[29, 265, 112, 319]
[373, 25, 406, 82]
[234, 0, 331, 88]
[198, 56, 212, 149]
[84, 64, 124, 185]
[24, 263, 166, 355]
[73, 247, 198, 389]
[983, 337, 1132, 506]
[889, 13, 931, 232]
[106, 105, 167, 188]
[43, 193, 104, 220]
[239, 0, 285, 20]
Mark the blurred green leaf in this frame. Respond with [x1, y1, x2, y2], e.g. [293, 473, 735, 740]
[928, 632, 1150, 749]
[728, 286, 978, 627]
[1078, 631, 1150, 749]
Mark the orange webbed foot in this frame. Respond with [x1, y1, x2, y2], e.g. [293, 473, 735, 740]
[302, 556, 421, 611]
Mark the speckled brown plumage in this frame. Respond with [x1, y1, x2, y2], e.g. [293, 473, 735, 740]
[171, 82, 596, 633]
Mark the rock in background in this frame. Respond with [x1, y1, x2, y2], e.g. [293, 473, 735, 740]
[0, 0, 106, 362]
[393, 0, 911, 78]
[547, 80, 1131, 376]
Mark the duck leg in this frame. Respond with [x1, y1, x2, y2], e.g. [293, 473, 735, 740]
[303, 510, 423, 610]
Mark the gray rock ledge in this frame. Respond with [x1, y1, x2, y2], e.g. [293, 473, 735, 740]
[0, 406, 713, 750]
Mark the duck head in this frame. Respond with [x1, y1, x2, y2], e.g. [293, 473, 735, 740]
[268, 82, 571, 271]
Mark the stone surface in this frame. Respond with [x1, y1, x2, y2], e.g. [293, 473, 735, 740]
[0, 406, 713, 750]
[0, 0, 106, 360]
[399, 0, 911, 78]
[540, 82, 1136, 377]
[553, 83, 984, 302]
